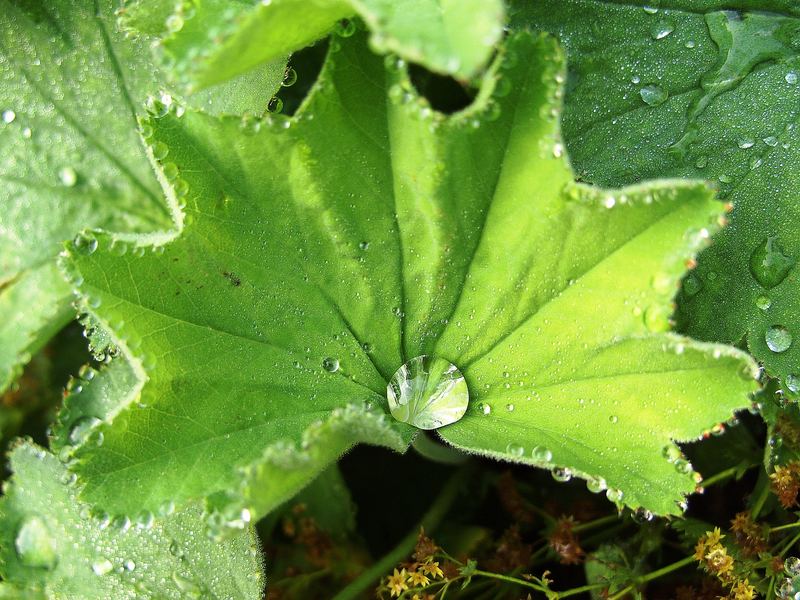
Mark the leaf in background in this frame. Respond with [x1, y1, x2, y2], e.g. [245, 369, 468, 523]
[64, 30, 756, 525]
[0, 441, 263, 599]
[0, 0, 174, 393]
[513, 0, 800, 390]
[120, 0, 504, 90]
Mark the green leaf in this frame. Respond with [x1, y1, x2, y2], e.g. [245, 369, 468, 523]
[66, 31, 757, 523]
[0, 441, 263, 599]
[513, 0, 800, 387]
[0, 0, 174, 391]
[123, 0, 504, 90]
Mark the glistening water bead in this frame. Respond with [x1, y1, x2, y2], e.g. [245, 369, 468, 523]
[387, 356, 468, 430]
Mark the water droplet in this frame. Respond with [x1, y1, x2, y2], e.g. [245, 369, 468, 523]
[136, 510, 154, 529]
[695, 156, 708, 168]
[531, 445, 552, 462]
[651, 20, 674, 39]
[172, 572, 203, 597]
[58, 166, 77, 187]
[267, 96, 283, 113]
[505, 443, 524, 457]
[785, 556, 800, 576]
[151, 141, 169, 160]
[683, 274, 702, 296]
[640, 85, 668, 106]
[632, 508, 654, 523]
[551, 466, 572, 482]
[609, 415, 619, 424]
[674, 458, 692, 474]
[336, 18, 356, 38]
[281, 67, 297, 87]
[787, 72, 798, 84]
[145, 95, 170, 118]
[763, 135, 779, 147]
[387, 356, 468, 430]
[2, 109, 15, 123]
[505, 403, 515, 412]
[15, 515, 57, 569]
[606, 488, 623, 503]
[786, 374, 800, 394]
[738, 138, 755, 149]
[661, 445, 682, 463]
[766, 325, 792, 353]
[68, 416, 101, 445]
[322, 357, 339, 372]
[749, 236, 795, 289]
[586, 476, 607, 494]
[92, 557, 113, 576]
[123, 559, 136, 572]
[165, 13, 184, 32]
[643, 6, 659, 14]
[756, 295, 771, 310]
[685, 40, 696, 48]
[479, 403, 491, 415]
[72, 232, 98, 255]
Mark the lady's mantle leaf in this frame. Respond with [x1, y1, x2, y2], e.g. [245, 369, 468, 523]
[0, 441, 263, 599]
[0, 0, 172, 393]
[514, 0, 800, 389]
[121, 0, 504, 89]
[65, 31, 758, 523]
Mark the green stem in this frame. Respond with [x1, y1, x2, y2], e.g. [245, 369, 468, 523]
[471, 570, 549, 593]
[700, 466, 739, 488]
[557, 582, 609, 598]
[572, 514, 620, 534]
[770, 521, 800, 533]
[607, 556, 695, 600]
[332, 465, 471, 600]
[779, 531, 800, 557]
[750, 482, 770, 520]
[412, 433, 470, 465]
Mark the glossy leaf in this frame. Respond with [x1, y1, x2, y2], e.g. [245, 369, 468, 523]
[121, 0, 504, 89]
[65, 31, 757, 522]
[0, 0, 172, 392]
[514, 0, 800, 388]
[0, 441, 263, 599]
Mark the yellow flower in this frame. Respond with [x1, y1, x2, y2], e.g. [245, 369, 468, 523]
[408, 570, 430, 586]
[387, 568, 409, 597]
[731, 579, 756, 600]
[420, 560, 444, 579]
[704, 546, 734, 580]
[705, 527, 724, 547]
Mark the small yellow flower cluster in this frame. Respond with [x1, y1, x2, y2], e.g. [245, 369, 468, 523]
[383, 558, 445, 598]
[693, 528, 757, 599]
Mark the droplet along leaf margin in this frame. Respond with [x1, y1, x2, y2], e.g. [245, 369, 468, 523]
[63, 30, 757, 523]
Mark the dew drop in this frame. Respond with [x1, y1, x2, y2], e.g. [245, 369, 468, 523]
[749, 236, 795, 289]
[15, 515, 57, 569]
[322, 357, 339, 373]
[505, 403, 515, 412]
[92, 557, 113, 576]
[609, 415, 619, 424]
[2, 109, 15, 123]
[651, 20, 674, 39]
[766, 325, 792, 353]
[606, 488, 624, 503]
[640, 85, 668, 106]
[531, 445, 552, 462]
[479, 403, 491, 415]
[151, 141, 169, 160]
[267, 96, 283, 113]
[551, 466, 572, 482]
[785, 556, 800, 576]
[124, 559, 136, 572]
[58, 166, 77, 187]
[787, 71, 798, 84]
[68, 416, 101, 445]
[165, 13, 184, 32]
[786, 374, 800, 394]
[756, 295, 771, 310]
[387, 356, 468, 430]
[281, 67, 298, 87]
[72, 232, 98, 256]
[336, 18, 356, 38]
[506, 443, 524, 457]
[172, 572, 203, 597]
[586, 476, 607, 494]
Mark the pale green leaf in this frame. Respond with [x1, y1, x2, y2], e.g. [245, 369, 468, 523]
[0, 441, 263, 599]
[65, 31, 756, 523]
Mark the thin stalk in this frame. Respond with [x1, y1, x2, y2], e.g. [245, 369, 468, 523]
[750, 483, 770, 520]
[557, 582, 609, 598]
[412, 433, 470, 465]
[700, 466, 739, 488]
[572, 514, 621, 534]
[471, 570, 550, 593]
[607, 555, 695, 600]
[332, 465, 471, 600]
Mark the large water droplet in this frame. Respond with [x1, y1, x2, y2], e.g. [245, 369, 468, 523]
[531, 445, 552, 462]
[387, 356, 468, 430]
[766, 325, 792, 353]
[58, 166, 77, 187]
[651, 20, 674, 39]
[785, 556, 800, 576]
[786, 374, 800, 394]
[551, 466, 572, 482]
[640, 84, 668, 106]
[749, 236, 795, 288]
[15, 515, 57, 569]
[92, 557, 113, 576]
[322, 357, 339, 373]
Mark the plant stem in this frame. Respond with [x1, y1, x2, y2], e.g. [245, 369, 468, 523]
[412, 433, 470, 465]
[472, 570, 550, 593]
[607, 555, 695, 600]
[779, 530, 800, 557]
[770, 521, 800, 533]
[750, 481, 770, 520]
[572, 514, 620, 534]
[700, 465, 739, 488]
[332, 465, 471, 600]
